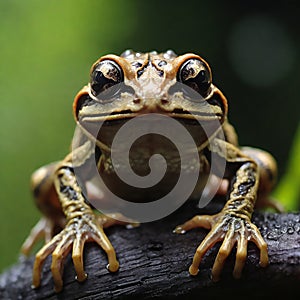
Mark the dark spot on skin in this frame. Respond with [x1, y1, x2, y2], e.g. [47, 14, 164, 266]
[237, 177, 256, 196]
[132, 62, 142, 68]
[158, 60, 167, 67]
[157, 70, 164, 77]
[60, 185, 78, 200]
[137, 69, 144, 78]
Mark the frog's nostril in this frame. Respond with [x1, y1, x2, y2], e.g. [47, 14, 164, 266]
[160, 99, 169, 105]
[133, 98, 141, 104]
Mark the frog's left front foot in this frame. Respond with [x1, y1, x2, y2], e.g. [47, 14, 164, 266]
[174, 212, 268, 281]
[32, 213, 119, 292]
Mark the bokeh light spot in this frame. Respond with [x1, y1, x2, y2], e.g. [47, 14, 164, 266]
[228, 14, 296, 87]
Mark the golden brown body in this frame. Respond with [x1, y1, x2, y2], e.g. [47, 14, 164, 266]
[22, 50, 278, 292]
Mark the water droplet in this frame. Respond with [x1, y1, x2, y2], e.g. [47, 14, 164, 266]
[75, 273, 88, 281]
[126, 223, 139, 229]
[173, 227, 186, 234]
[280, 226, 287, 234]
[267, 231, 279, 241]
[287, 227, 294, 234]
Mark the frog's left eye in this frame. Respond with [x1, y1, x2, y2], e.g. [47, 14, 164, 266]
[178, 59, 212, 97]
[90, 60, 123, 97]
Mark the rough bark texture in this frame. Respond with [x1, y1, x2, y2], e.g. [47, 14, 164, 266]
[1, 199, 300, 300]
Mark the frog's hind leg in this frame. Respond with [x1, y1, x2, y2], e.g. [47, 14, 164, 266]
[240, 147, 283, 212]
[21, 163, 65, 256]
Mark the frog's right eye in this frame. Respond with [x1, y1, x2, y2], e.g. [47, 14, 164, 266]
[178, 59, 212, 97]
[90, 60, 123, 97]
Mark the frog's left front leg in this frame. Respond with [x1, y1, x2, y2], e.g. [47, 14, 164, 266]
[32, 166, 120, 292]
[32, 142, 119, 292]
[175, 139, 269, 281]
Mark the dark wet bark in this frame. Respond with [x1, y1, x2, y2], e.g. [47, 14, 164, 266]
[1, 199, 300, 300]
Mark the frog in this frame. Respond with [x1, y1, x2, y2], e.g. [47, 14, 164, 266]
[21, 50, 279, 292]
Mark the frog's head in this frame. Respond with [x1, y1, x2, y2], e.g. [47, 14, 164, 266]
[73, 50, 228, 149]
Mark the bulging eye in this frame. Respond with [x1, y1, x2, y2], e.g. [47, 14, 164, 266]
[178, 59, 212, 97]
[90, 60, 123, 98]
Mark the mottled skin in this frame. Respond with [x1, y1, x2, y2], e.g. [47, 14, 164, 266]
[22, 50, 278, 292]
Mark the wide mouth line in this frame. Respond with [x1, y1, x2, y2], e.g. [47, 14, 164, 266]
[81, 111, 221, 124]
[83, 110, 219, 117]
[81, 113, 136, 123]
[171, 108, 221, 118]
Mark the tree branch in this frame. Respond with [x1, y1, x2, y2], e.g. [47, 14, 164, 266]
[1, 199, 300, 299]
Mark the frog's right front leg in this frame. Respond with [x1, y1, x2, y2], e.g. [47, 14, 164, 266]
[32, 144, 119, 292]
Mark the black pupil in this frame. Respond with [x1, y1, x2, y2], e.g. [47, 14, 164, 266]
[179, 59, 211, 96]
[91, 61, 122, 97]
[198, 70, 207, 82]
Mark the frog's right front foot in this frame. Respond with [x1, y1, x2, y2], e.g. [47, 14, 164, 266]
[32, 212, 119, 292]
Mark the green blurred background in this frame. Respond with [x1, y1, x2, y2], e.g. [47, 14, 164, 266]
[0, 0, 299, 272]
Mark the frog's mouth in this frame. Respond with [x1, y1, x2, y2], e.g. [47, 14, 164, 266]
[79, 108, 223, 151]
[80, 106, 223, 125]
